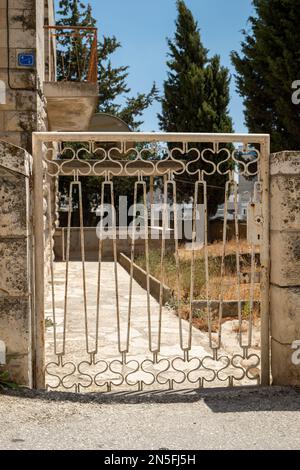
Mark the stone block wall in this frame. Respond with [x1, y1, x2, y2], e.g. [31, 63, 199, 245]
[0, 140, 32, 385]
[270, 151, 300, 386]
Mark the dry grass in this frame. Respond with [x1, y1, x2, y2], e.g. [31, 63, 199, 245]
[178, 239, 260, 261]
[206, 276, 261, 301]
[135, 242, 261, 333]
[177, 302, 260, 333]
[135, 246, 261, 302]
[178, 304, 220, 333]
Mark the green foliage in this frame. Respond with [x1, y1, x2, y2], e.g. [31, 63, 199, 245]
[45, 317, 54, 329]
[0, 369, 19, 391]
[56, 0, 158, 130]
[242, 301, 251, 320]
[193, 309, 206, 320]
[158, 0, 233, 214]
[117, 84, 159, 131]
[135, 249, 220, 301]
[56, 0, 95, 81]
[56, 1, 159, 224]
[231, 0, 300, 152]
[58, 174, 141, 226]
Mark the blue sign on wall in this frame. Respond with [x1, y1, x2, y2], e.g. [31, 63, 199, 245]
[18, 53, 35, 67]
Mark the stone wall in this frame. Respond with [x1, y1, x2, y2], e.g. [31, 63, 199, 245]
[53, 227, 176, 262]
[0, 140, 32, 385]
[0, 2, 55, 386]
[270, 151, 300, 386]
[0, 0, 53, 152]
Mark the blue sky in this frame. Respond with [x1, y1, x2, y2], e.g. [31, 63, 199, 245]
[55, 0, 254, 132]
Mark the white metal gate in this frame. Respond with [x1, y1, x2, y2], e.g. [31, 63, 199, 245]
[32, 132, 270, 392]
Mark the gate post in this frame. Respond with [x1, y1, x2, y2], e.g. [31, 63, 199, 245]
[260, 136, 271, 386]
[270, 151, 300, 386]
[32, 134, 45, 389]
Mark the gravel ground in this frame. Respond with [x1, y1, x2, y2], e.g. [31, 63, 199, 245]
[0, 386, 300, 450]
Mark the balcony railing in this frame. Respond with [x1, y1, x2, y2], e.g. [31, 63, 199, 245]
[45, 25, 98, 84]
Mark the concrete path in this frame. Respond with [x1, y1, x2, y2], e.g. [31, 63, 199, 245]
[0, 387, 300, 450]
[45, 262, 260, 391]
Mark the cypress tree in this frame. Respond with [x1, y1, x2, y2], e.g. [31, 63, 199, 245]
[231, 0, 300, 152]
[159, 0, 233, 215]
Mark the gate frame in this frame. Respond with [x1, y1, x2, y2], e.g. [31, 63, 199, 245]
[32, 132, 270, 389]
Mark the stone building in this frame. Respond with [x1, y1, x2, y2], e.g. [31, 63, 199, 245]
[0, 0, 98, 151]
[0, 0, 53, 151]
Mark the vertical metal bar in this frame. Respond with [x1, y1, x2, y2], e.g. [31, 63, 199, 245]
[216, 180, 230, 350]
[127, 182, 138, 351]
[247, 243, 255, 348]
[142, 181, 152, 352]
[202, 180, 213, 349]
[260, 137, 270, 386]
[48, 28, 51, 81]
[94, 181, 105, 356]
[47, 184, 58, 355]
[158, 182, 166, 347]
[100, 181, 121, 352]
[62, 181, 74, 355]
[62, 227, 65, 262]
[150, 176, 154, 207]
[173, 181, 182, 349]
[77, 182, 89, 353]
[111, 182, 121, 352]
[186, 181, 199, 351]
[32, 136, 45, 389]
[233, 181, 242, 344]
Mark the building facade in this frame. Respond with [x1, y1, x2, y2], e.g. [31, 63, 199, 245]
[0, 0, 56, 152]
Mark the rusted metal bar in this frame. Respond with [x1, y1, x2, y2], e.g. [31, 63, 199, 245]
[44, 26, 98, 84]
[44, 25, 97, 31]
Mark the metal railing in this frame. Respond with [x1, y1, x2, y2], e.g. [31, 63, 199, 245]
[32, 132, 270, 392]
[44, 25, 98, 83]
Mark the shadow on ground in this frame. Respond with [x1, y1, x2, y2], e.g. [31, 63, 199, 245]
[3, 386, 300, 413]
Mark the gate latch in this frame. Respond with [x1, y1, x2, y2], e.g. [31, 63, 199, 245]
[247, 202, 263, 245]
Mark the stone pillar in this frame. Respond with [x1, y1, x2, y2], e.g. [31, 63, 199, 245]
[0, 140, 32, 386]
[270, 151, 300, 386]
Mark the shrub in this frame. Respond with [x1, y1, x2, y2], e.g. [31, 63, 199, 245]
[0, 369, 18, 391]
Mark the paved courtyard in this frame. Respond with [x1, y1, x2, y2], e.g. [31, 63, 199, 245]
[45, 262, 260, 392]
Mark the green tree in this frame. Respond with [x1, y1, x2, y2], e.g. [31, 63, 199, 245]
[98, 35, 158, 130]
[56, 0, 93, 81]
[56, 0, 158, 130]
[56, 1, 158, 225]
[231, 0, 300, 153]
[158, 0, 233, 215]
